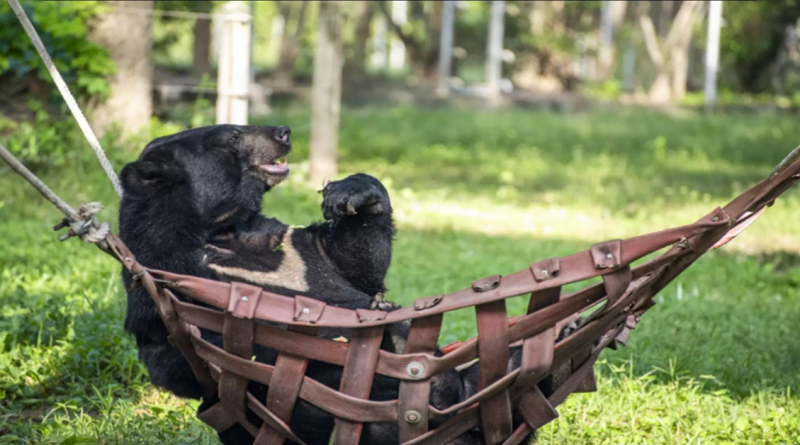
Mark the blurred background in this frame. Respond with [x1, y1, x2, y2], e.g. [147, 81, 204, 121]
[1, 1, 800, 444]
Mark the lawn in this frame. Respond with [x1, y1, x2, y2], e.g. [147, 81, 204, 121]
[1, 106, 799, 444]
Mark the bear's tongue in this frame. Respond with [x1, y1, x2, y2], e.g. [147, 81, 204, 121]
[260, 157, 289, 175]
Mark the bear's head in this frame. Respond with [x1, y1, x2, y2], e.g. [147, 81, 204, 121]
[120, 124, 291, 226]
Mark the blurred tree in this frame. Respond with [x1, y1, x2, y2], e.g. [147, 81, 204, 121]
[597, 1, 627, 80]
[638, 0, 703, 103]
[0, 1, 114, 104]
[378, 1, 443, 80]
[152, 0, 214, 73]
[310, 1, 342, 185]
[273, 1, 308, 89]
[344, 1, 374, 84]
[192, 1, 213, 76]
[511, 1, 601, 92]
[89, 0, 154, 137]
[718, 0, 800, 93]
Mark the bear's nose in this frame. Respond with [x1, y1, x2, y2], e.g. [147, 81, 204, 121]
[275, 126, 291, 143]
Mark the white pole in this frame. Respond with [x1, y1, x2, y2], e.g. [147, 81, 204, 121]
[486, 0, 505, 102]
[437, 1, 456, 97]
[216, 1, 251, 125]
[705, 1, 723, 108]
[389, 0, 407, 71]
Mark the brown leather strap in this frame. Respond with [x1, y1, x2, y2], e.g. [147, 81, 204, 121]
[216, 283, 262, 428]
[475, 299, 512, 445]
[332, 325, 385, 444]
[398, 315, 443, 442]
[517, 286, 561, 388]
[516, 386, 558, 433]
[147, 206, 732, 329]
[256, 326, 317, 445]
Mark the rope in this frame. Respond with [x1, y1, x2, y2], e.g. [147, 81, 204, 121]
[7, 0, 123, 198]
[0, 141, 111, 246]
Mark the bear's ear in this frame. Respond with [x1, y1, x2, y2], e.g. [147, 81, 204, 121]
[121, 154, 184, 196]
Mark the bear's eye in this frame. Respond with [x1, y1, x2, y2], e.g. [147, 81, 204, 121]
[228, 132, 241, 144]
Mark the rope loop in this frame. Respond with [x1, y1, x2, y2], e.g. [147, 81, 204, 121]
[55, 202, 111, 245]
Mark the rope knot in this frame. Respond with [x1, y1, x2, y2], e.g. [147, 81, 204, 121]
[55, 202, 111, 244]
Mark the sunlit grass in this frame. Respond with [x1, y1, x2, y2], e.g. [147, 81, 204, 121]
[1, 106, 799, 443]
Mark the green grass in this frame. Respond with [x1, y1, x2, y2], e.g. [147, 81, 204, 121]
[1, 106, 800, 444]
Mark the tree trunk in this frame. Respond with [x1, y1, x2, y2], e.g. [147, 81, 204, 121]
[193, 17, 212, 76]
[273, 1, 308, 89]
[378, 1, 440, 82]
[598, 1, 627, 80]
[671, 32, 693, 100]
[89, 0, 153, 137]
[529, 1, 546, 36]
[639, 0, 702, 103]
[346, 1, 373, 83]
[309, 1, 342, 185]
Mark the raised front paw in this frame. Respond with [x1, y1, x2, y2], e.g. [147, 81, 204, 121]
[321, 173, 391, 220]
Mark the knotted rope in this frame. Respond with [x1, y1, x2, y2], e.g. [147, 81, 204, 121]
[0, 141, 112, 247]
[6, 0, 123, 198]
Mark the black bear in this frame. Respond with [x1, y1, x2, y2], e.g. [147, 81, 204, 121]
[119, 124, 572, 444]
[119, 124, 479, 444]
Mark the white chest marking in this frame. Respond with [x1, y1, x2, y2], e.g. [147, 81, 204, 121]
[209, 228, 309, 292]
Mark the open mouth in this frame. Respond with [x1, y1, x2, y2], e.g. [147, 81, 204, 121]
[259, 156, 289, 176]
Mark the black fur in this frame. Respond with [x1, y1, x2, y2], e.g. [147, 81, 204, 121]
[119, 125, 474, 444]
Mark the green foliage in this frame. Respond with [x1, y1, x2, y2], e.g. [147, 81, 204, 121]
[1, 102, 90, 168]
[2, 107, 800, 443]
[0, 1, 115, 99]
[711, 0, 800, 93]
[151, 1, 215, 68]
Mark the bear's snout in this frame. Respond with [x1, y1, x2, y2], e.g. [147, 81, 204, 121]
[274, 126, 291, 144]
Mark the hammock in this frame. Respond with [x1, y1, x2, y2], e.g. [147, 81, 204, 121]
[2, 1, 800, 443]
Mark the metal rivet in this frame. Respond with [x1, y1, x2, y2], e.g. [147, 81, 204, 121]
[302, 307, 310, 315]
[241, 296, 248, 302]
[712, 216, 719, 222]
[404, 410, 421, 424]
[606, 253, 614, 259]
[406, 361, 424, 377]
[124, 257, 131, 262]
[541, 269, 549, 277]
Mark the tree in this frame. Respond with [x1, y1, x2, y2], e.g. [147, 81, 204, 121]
[344, 1, 374, 84]
[309, 1, 342, 185]
[598, 1, 627, 80]
[639, 0, 703, 103]
[378, 1, 443, 80]
[89, 0, 154, 136]
[273, 1, 308, 89]
[718, 0, 800, 92]
[192, 1, 213, 76]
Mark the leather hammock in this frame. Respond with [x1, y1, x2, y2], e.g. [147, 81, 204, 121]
[83, 152, 800, 445]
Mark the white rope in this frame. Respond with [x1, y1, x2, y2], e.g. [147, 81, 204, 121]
[7, 0, 123, 198]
